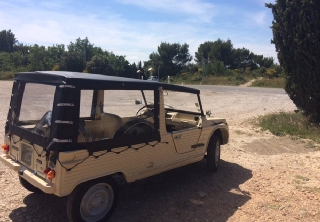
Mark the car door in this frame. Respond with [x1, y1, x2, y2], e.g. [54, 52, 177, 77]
[172, 127, 202, 154]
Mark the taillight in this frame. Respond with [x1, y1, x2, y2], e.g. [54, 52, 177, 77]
[1, 144, 9, 154]
[43, 167, 55, 181]
[47, 170, 55, 181]
[43, 168, 51, 175]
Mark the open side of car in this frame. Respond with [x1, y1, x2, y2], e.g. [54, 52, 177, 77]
[1, 71, 229, 222]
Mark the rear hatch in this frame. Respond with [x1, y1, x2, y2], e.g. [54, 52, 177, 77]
[7, 82, 56, 179]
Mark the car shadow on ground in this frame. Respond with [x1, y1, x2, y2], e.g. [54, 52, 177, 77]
[9, 159, 252, 222]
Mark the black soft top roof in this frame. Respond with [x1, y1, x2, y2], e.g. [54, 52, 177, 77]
[15, 71, 199, 94]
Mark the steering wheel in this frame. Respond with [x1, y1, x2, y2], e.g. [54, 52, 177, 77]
[32, 110, 52, 136]
[136, 104, 154, 118]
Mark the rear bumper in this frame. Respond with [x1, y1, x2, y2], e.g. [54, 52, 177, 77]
[20, 166, 55, 194]
[0, 154, 55, 194]
[0, 154, 20, 171]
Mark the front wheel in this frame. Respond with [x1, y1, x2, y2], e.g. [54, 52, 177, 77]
[66, 177, 119, 222]
[206, 136, 221, 172]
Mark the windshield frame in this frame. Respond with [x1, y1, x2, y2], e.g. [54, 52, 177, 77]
[162, 90, 204, 116]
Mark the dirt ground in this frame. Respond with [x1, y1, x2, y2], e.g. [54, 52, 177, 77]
[0, 80, 319, 222]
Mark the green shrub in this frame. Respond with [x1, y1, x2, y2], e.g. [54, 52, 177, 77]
[0, 71, 15, 80]
[191, 73, 202, 81]
[258, 112, 320, 143]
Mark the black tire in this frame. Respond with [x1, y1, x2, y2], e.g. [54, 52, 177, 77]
[206, 135, 221, 172]
[19, 176, 43, 193]
[66, 176, 119, 222]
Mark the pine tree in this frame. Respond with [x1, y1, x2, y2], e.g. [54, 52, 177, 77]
[266, 0, 320, 123]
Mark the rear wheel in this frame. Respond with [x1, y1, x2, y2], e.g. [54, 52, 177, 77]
[206, 135, 221, 172]
[19, 176, 42, 193]
[66, 176, 118, 222]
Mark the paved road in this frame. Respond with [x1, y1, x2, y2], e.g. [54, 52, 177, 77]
[185, 85, 287, 95]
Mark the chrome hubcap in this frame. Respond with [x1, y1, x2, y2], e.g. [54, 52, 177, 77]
[80, 183, 114, 221]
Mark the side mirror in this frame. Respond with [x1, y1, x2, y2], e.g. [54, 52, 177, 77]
[135, 99, 142, 105]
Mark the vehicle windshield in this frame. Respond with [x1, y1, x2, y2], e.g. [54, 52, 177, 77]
[163, 90, 201, 114]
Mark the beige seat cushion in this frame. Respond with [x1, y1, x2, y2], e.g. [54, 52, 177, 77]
[99, 113, 123, 138]
[77, 113, 123, 142]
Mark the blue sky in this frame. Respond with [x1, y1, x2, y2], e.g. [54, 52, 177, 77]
[0, 0, 277, 64]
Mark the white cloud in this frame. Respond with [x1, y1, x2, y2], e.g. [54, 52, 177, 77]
[117, 0, 218, 22]
[0, 0, 277, 64]
[5, 9, 196, 62]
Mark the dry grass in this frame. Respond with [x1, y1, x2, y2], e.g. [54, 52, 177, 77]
[170, 73, 248, 86]
[250, 78, 285, 88]
[0, 71, 15, 80]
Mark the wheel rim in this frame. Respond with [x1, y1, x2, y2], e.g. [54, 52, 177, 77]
[80, 183, 114, 222]
[215, 140, 220, 166]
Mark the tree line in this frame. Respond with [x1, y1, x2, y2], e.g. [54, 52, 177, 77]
[0, 29, 279, 80]
[0, 31, 138, 78]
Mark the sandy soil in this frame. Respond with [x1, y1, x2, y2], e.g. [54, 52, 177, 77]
[0, 80, 319, 222]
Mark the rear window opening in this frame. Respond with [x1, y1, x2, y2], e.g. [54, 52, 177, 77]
[18, 83, 55, 136]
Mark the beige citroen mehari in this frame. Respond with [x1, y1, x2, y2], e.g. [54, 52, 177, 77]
[1, 71, 229, 221]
